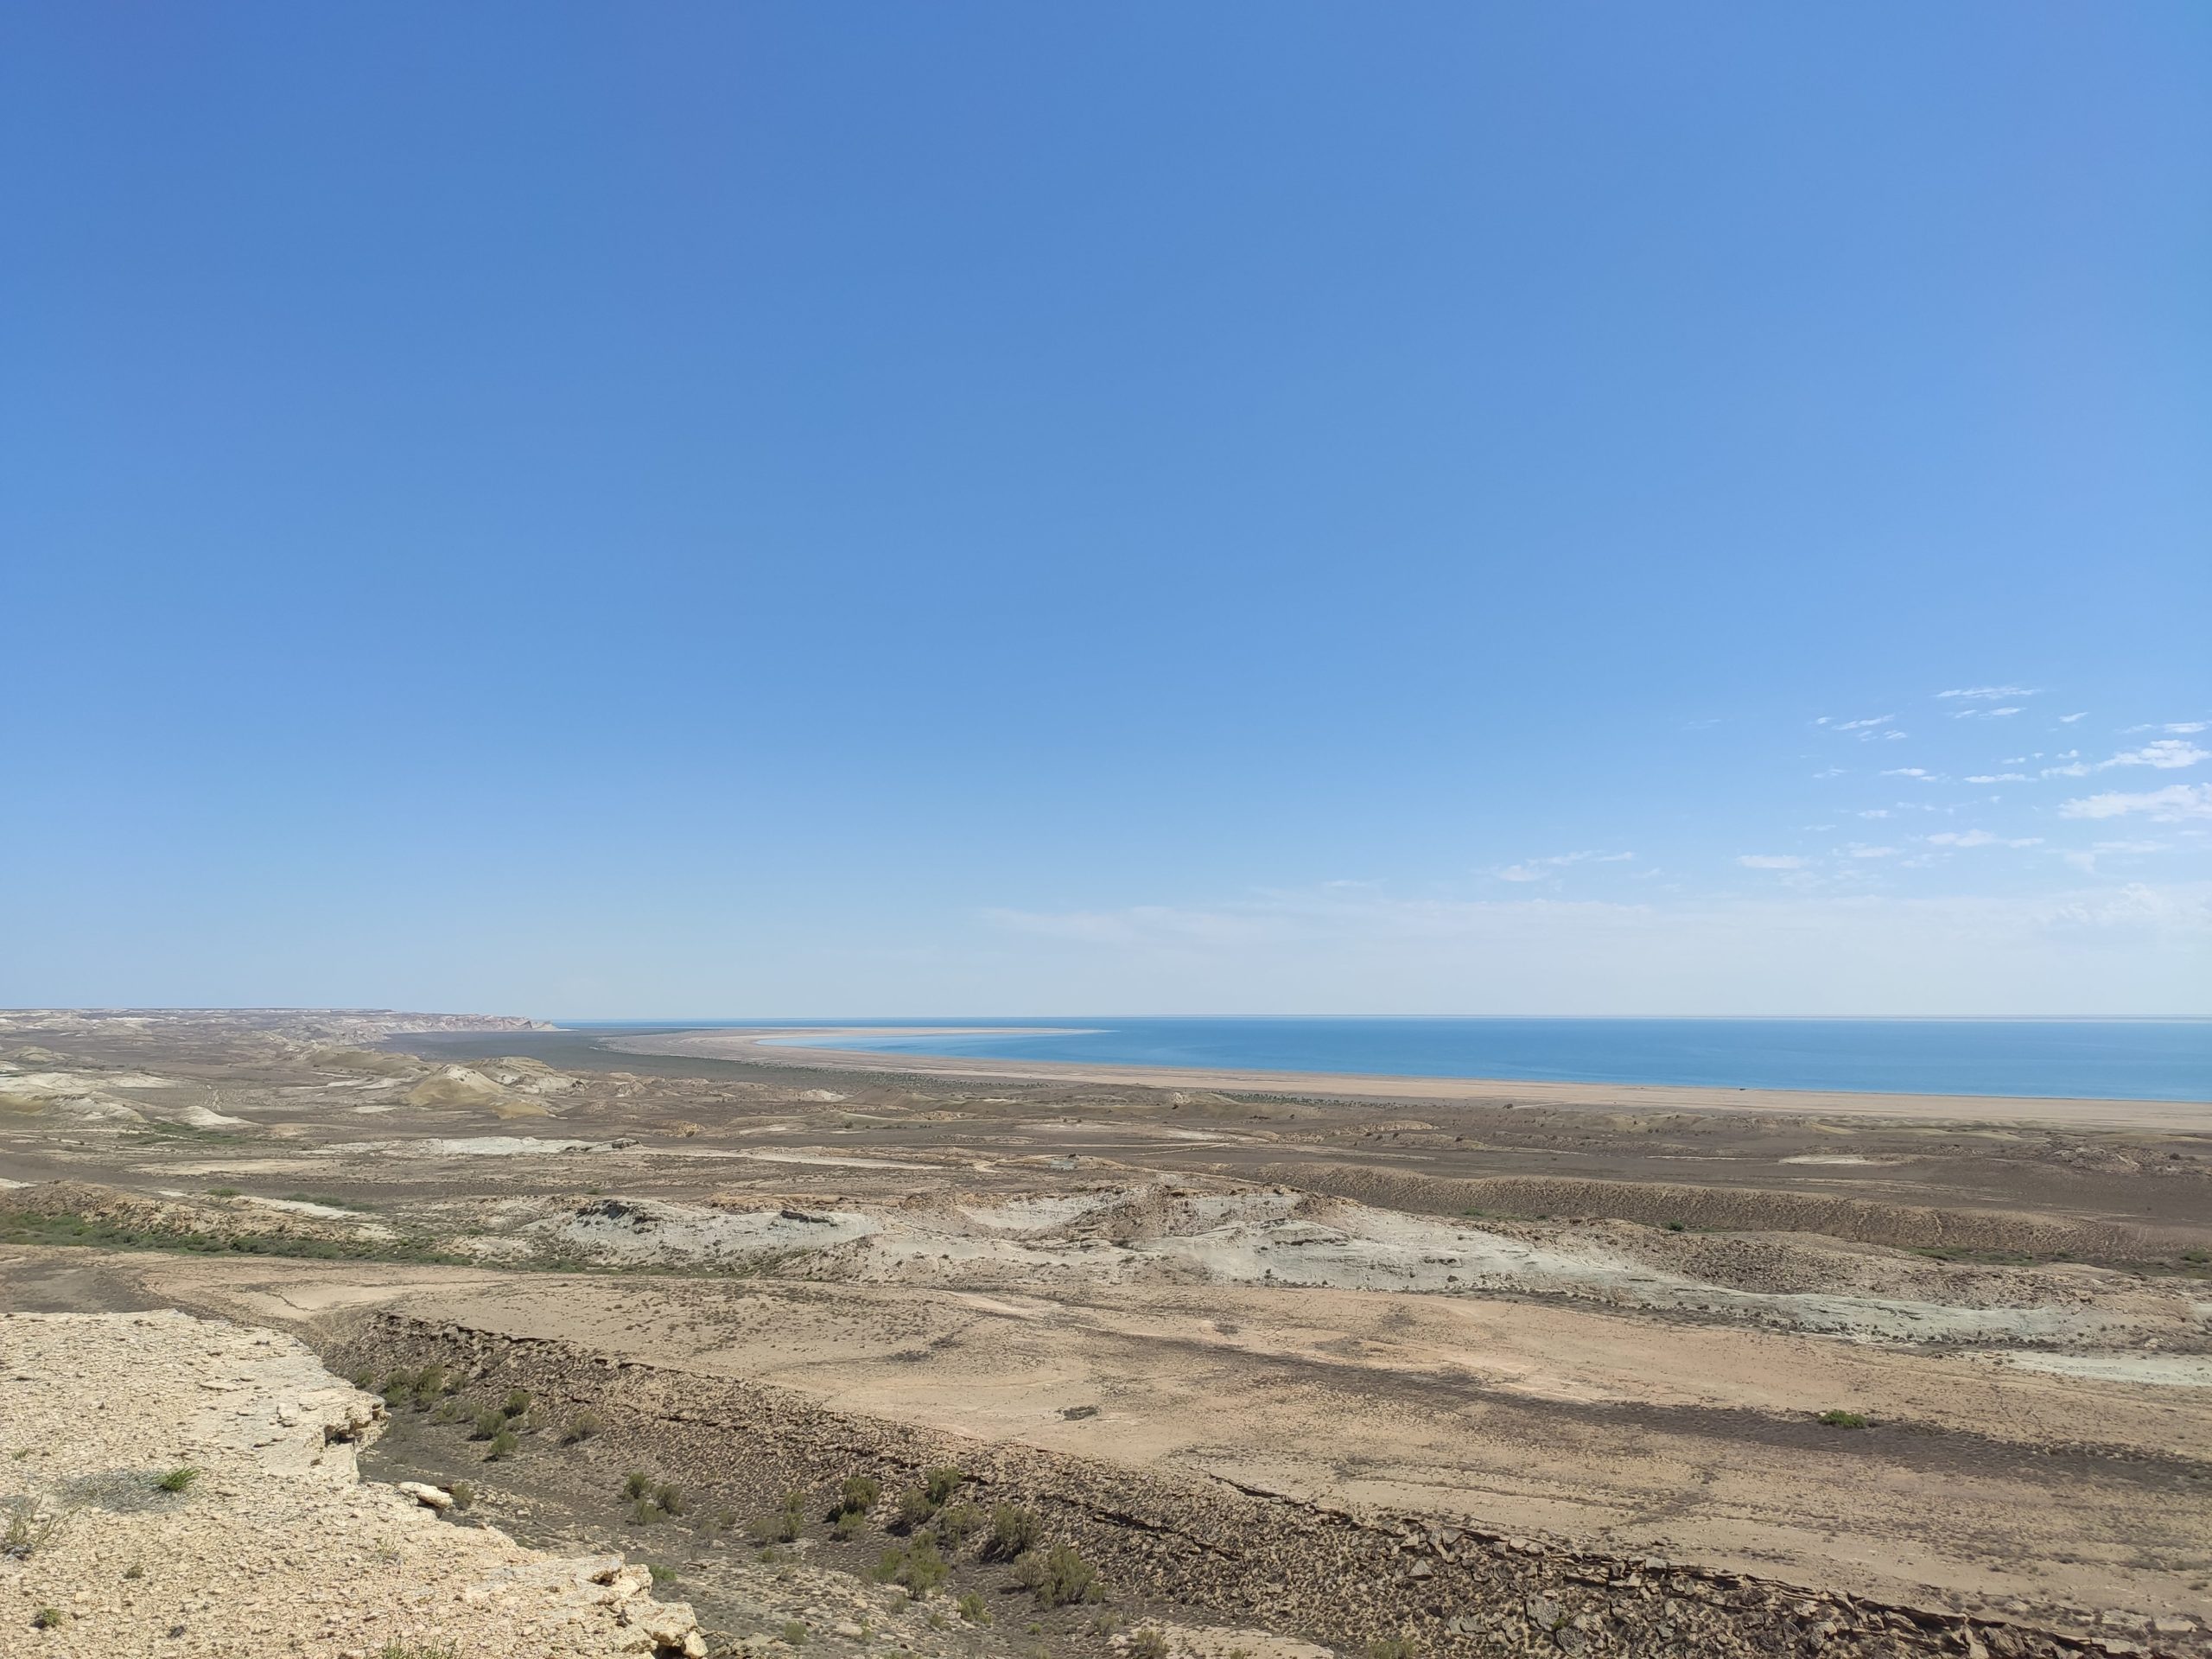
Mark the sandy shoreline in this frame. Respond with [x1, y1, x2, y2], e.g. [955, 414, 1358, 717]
[600, 1027, 2210, 1131]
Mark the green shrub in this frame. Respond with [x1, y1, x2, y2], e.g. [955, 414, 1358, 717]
[32, 1606, 66, 1630]
[624, 1471, 653, 1500]
[957, 1592, 989, 1625]
[752, 1490, 806, 1543]
[832, 1508, 866, 1541]
[502, 1389, 531, 1418]
[896, 1484, 934, 1529]
[648, 1562, 679, 1586]
[431, 1399, 465, 1425]
[780, 1622, 809, 1646]
[1131, 1628, 1171, 1659]
[986, 1503, 1039, 1560]
[448, 1481, 474, 1510]
[934, 1501, 983, 1548]
[381, 1368, 417, 1396]
[1367, 1637, 1419, 1659]
[1015, 1541, 1099, 1606]
[209, 1186, 240, 1198]
[653, 1483, 686, 1516]
[925, 1465, 962, 1504]
[1665, 1220, 1686, 1232]
[839, 1474, 881, 1515]
[154, 1466, 199, 1494]
[472, 1409, 506, 1440]
[874, 1536, 950, 1599]
[632, 1497, 661, 1525]
[1816, 1409, 1868, 1429]
[562, 1410, 604, 1444]
[486, 1427, 518, 1460]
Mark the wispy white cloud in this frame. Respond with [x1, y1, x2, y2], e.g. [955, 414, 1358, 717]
[1857, 808, 1891, 818]
[1840, 843, 1897, 859]
[2063, 839, 2172, 876]
[1924, 830, 2043, 849]
[2103, 739, 2208, 771]
[1938, 686, 2037, 701]
[2057, 712, 2087, 724]
[1964, 773, 2030, 784]
[1738, 855, 1809, 870]
[1816, 714, 1894, 731]
[2060, 784, 2212, 823]
[2047, 739, 2208, 779]
[1951, 706, 2023, 720]
[1811, 766, 1845, 779]
[1493, 851, 1635, 882]
[1881, 767, 1942, 781]
[2123, 721, 2206, 734]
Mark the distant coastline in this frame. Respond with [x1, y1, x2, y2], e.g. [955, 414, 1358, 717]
[594, 1020, 2210, 1132]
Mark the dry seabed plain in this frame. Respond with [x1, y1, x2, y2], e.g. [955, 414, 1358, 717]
[0, 1011, 2209, 1659]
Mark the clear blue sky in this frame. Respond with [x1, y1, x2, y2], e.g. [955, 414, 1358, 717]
[3, 3, 2206, 1016]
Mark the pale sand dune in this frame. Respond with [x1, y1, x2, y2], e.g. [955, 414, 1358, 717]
[606, 1026, 2211, 1132]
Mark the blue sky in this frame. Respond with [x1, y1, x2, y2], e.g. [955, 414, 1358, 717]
[3, 3, 2206, 1016]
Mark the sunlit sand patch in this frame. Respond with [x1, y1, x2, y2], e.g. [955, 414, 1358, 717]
[1983, 1351, 2212, 1388]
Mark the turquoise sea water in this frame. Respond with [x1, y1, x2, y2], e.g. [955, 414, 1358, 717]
[572, 1018, 2212, 1103]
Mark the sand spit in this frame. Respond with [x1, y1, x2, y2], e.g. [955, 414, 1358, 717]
[605, 1028, 2211, 1132]
[0, 1310, 703, 1656]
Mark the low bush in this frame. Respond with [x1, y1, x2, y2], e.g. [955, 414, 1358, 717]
[154, 1466, 198, 1494]
[839, 1474, 881, 1515]
[934, 1501, 983, 1548]
[562, 1410, 603, 1444]
[874, 1536, 950, 1599]
[1015, 1541, 1100, 1606]
[924, 1465, 962, 1504]
[1366, 1637, 1419, 1659]
[1131, 1628, 1171, 1659]
[654, 1483, 686, 1516]
[895, 1484, 934, 1530]
[957, 1592, 989, 1625]
[832, 1508, 866, 1541]
[471, 1409, 506, 1440]
[485, 1427, 518, 1460]
[502, 1389, 531, 1418]
[624, 1471, 653, 1500]
[986, 1503, 1039, 1560]
[752, 1490, 806, 1543]
[448, 1481, 474, 1510]
[1816, 1409, 1868, 1429]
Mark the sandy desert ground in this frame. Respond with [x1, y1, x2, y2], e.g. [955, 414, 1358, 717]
[2, 1009, 2208, 1658]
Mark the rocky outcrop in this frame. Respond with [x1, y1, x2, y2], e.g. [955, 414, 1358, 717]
[0, 1311, 700, 1656]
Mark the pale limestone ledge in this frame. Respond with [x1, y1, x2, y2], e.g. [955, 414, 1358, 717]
[0, 1309, 703, 1658]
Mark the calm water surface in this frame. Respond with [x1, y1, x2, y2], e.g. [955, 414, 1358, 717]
[570, 1018, 2212, 1103]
